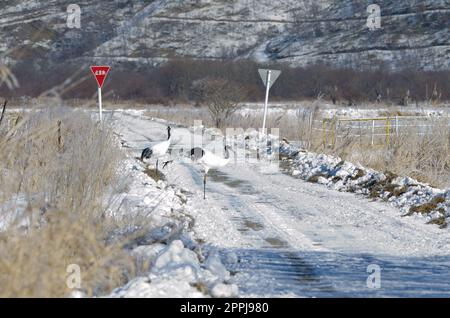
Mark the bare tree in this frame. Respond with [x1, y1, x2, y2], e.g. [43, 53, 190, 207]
[431, 83, 442, 105]
[192, 77, 244, 128]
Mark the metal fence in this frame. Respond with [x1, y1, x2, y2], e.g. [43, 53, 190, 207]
[315, 116, 450, 147]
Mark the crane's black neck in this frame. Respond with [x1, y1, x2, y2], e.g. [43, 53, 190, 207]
[167, 127, 171, 140]
[224, 146, 230, 159]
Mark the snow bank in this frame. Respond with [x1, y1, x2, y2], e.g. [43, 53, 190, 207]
[279, 142, 450, 228]
[110, 240, 238, 298]
[108, 155, 238, 298]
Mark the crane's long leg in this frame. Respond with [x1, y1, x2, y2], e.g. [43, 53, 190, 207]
[156, 159, 159, 172]
[203, 174, 206, 200]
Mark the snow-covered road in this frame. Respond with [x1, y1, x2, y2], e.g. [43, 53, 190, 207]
[111, 110, 450, 297]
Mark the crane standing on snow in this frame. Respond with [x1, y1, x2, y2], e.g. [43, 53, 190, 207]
[141, 126, 172, 172]
[190, 145, 231, 199]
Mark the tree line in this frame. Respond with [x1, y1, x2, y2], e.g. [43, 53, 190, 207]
[2, 58, 449, 105]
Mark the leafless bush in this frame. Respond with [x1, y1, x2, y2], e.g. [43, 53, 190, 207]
[296, 98, 322, 148]
[192, 77, 245, 128]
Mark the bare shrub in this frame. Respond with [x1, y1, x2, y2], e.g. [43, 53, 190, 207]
[192, 77, 245, 128]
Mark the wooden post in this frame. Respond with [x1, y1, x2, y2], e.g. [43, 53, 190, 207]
[371, 120, 375, 146]
[308, 112, 313, 149]
[0, 99, 7, 127]
[332, 119, 337, 148]
[395, 116, 399, 137]
[57, 120, 63, 151]
[386, 118, 391, 146]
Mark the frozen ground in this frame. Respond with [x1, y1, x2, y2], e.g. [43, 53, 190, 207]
[108, 109, 450, 297]
[236, 102, 450, 119]
[125, 101, 450, 120]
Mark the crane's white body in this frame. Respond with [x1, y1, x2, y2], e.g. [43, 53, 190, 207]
[198, 149, 230, 174]
[190, 146, 231, 199]
[141, 127, 172, 171]
[151, 137, 171, 158]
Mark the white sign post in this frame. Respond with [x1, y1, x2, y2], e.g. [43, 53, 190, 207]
[262, 70, 271, 133]
[90, 66, 111, 123]
[258, 69, 281, 133]
[98, 86, 102, 122]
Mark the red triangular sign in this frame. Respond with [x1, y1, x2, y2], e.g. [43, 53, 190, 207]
[90, 66, 111, 88]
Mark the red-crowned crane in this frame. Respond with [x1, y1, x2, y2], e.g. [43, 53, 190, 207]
[141, 126, 171, 172]
[190, 145, 231, 199]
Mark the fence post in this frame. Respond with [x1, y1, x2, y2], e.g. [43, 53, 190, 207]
[395, 116, 399, 137]
[57, 120, 63, 151]
[0, 100, 7, 127]
[332, 119, 337, 148]
[371, 120, 375, 146]
[386, 117, 391, 146]
[308, 112, 313, 149]
[359, 120, 362, 146]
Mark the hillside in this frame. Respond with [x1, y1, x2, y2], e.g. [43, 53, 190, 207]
[0, 0, 449, 71]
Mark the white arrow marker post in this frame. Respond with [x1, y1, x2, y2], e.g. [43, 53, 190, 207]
[258, 69, 281, 160]
[258, 69, 281, 134]
[262, 70, 271, 133]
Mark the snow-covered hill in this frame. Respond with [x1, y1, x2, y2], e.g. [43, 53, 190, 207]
[0, 0, 448, 70]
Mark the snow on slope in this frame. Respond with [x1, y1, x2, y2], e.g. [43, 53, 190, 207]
[1, 0, 448, 70]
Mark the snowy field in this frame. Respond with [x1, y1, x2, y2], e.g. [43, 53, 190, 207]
[103, 109, 450, 297]
[139, 101, 450, 119]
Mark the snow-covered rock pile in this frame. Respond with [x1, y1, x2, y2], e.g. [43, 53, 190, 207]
[279, 143, 450, 229]
[107, 158, 238, 298]
[110, 240, 238, 298]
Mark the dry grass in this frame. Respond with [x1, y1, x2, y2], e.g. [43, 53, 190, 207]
[338, 119, 450, 188]
[144, 168, 166, 182]
[0, 107, 136, 297]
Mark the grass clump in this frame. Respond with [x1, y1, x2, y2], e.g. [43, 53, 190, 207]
[427, 216, 447, 229]
[144, 168, 166, 182]
[405, 196, 446, 218]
